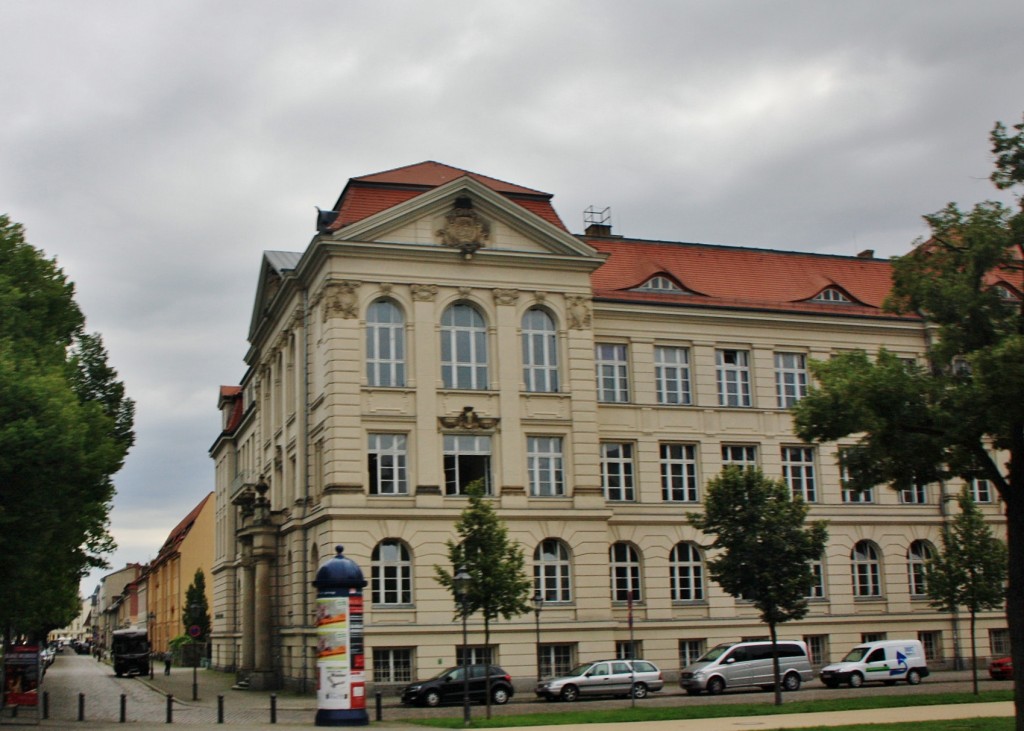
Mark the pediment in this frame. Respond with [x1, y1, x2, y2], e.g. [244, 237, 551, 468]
[323, 176, 599, 260]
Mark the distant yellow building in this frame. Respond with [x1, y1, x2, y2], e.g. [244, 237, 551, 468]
[210, 163, 1010, 692]
[147, 492, 214, 653]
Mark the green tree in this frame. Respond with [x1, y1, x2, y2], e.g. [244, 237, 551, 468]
[182, 569, 211, 641]
[793, 113, 1024, 730]
[435, 480, 532, 717]
[926, 491, 1008, 695]
[0, 215, 135, 642]
[688, 467, 828, 705]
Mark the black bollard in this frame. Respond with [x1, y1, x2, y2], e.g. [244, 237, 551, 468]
[375, 691, 382, 721]
[78, 692, 85, 721]
[217, 694, 224, 724]
[270, 693, 277, 724]
[166, 694, 173, 723]
[120, 693, 127, 723]
[42, 690, 49, 719]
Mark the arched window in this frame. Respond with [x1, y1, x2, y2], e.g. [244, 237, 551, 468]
[610, 542, 642, 602]
[366, 299, 405, 387]
[371, 540, 412, 605]
[534, 539, 572, 602]
[522, 308, 558, 392]
[669, 542, 704, 601]
[907, 540, 933, 597]
[851, 540, 882, 597]
[441, 303, 488, 389]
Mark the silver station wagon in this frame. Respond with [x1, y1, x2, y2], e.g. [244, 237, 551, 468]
[536, 659, 664, 702]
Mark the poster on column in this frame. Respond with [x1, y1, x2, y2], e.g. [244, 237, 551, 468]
[315, 595, 350, 709]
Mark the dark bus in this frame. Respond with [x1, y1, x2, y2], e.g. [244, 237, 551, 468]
[110, 629, 149, 677]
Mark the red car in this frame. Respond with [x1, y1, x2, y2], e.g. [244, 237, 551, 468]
[989, 657, 1013, 680]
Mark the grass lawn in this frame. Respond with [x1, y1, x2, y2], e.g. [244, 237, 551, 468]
[409, 689, 1014, 729]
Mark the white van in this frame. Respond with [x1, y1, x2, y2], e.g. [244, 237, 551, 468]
[679, 640, 814, 695]
[819, 639, 929, 688]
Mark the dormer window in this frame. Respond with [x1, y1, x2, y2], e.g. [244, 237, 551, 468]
[993, 284, 1019, 301]
[635, 276, 685, 293]
[813, 288, 851, 304]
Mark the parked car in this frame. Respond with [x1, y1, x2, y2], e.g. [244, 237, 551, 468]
[535, 659, 664, 702]
[819, 639, 928, 688]
[680, 640, 814, 695]
[989, 656, 1013, 680]
[400, 664, 514, 707]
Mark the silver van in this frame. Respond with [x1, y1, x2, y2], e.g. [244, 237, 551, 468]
[679, 640, 814, 695]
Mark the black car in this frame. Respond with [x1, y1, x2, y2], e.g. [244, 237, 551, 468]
[400, 664, 514, 706]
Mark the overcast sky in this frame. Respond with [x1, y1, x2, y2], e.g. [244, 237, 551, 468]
[2, 1, 1022, 596]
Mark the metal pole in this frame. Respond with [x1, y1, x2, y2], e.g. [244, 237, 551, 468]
[462, 606, 470, 726]
[192, 653, 198, 701]
[629, 591, 636, 709]
[533, 591, 543, 682]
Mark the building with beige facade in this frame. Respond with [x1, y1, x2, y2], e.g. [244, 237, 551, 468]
[210, 162, 1011, 692]
[147, 492, 215, 654]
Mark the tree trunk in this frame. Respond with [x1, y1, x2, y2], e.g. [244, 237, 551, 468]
[770, 622, 782, 706]
[970, 610, 978, 695]
[1004, 490, 1024, 731]
[484, 618, 492, 719]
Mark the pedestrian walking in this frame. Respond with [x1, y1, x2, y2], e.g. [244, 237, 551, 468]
[163, 651, 172, 675]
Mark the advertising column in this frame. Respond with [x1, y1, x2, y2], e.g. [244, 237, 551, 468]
[313, 545, 368, 726]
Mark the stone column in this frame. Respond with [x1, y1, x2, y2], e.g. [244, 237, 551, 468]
[239, 548, 255, 673]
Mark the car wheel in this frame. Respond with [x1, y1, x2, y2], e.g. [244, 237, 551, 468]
[848, 672, 864, 688]
[560, 684, 579, 702]
[783, 673, 801, 692]
[631, 682, 648, 699]
[492, 687, 510, 705]
[907, 669, 922, 685]
[424, 690, 441, 707]
[706, 677, 725, 695]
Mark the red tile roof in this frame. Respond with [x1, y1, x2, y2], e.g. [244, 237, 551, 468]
[586, 237, 912, 319]
[150, 493, 212, 568]
[326, 161, 568, 232]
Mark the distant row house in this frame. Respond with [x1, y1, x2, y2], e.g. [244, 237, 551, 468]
[210, 162, 1013, 691]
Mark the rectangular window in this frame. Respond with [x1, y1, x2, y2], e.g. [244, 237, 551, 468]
[806, 560, 826, 599]
[527, 436, 564, 497]
[660, 443, 698, 502]
[601, 443, 635, 501]
[840, 457, 874, 503]
[655, 346, 692, 405]
[918, 631, 942, 661]
[595, 344, 630, 403]
[774, 352, 808, 407]
[455, 646, 494, 666]
[802, 635, 829, 666]
[372, 648, 413, 683]
[615, 640, 642, 660]
[716, 349, 752, 407]
[678, 639, 706, 667]
[861, 632, 887, 643]
[970, 478, 993, 503]
[368, 434, 408, 495]
[990, 628, 1010, 656]
[539, 645, 575, 678]
[721, 444, 758, 470]
[899, 484, 928, 504]
[782, 446, 817, 501]
[443, 435, 491, 496]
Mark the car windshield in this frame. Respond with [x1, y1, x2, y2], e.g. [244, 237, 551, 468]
[697, 644, 733, 662]
[842, 647, 869, 662]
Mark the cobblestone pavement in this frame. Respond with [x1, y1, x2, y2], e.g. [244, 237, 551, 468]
[4, 649, 1013, 730]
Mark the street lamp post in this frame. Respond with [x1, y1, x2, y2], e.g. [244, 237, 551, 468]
[453, 566, 472, 727]
[532, 591, 544, 682]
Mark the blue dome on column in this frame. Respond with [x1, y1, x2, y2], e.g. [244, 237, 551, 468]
[314, 546, 367, 591]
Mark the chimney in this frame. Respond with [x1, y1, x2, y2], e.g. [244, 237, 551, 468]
[857, 249, 875, 259]
[584, 206, 612, 237]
